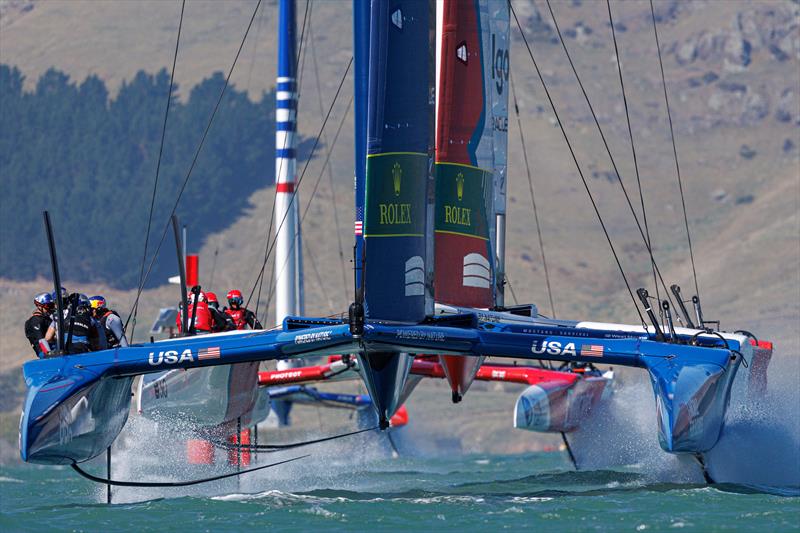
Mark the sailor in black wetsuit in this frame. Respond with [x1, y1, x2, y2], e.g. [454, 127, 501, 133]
[25, 292, 54, 358]
[45, 293, 94, 354]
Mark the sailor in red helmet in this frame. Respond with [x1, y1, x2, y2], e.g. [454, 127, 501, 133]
[177, 287, 214, 334]
[206, 291, 234, 332]
[224, 289, 263, 330]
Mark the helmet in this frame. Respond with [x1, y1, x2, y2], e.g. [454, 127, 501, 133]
[77, 294, 90, 309]
[226, 289, 243, 308]
[89, 295, 107, 310]
[206, 292, 219, 309]
[34, 292, 54, 311]
[188, 291, 207, 304]
[51, 287, 68, 301]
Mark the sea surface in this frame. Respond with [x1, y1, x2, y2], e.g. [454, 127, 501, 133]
[2, 448, 798, 532]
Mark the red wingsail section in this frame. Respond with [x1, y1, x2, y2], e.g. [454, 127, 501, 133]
[435, 0, 493, 308]
[435, 0, 495, 400]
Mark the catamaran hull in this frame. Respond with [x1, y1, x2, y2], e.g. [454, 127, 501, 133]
[514, 375, 611, 433]
[357, 351, 414, 426]
[137, 362, 260, 428]
[439, 354, 484, 400]
[21, 376, 133, 465]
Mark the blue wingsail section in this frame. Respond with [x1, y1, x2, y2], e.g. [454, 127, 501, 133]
[363, 0, 432, 322]
[356, 0, 434, 428]
[353, 0, 369, 292]
[19, 315, 744, 464]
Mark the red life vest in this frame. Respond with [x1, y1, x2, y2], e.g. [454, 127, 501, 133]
[225, 308, 248, 330]
[177, 302, 213, 333]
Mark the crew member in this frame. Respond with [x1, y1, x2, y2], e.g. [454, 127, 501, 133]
[177, 289, 214, 334]
[45, 294, 93, 354]
[207, 292, 234, 332]
[25, 292, 54, 358]
[224, 289, 263, 330]
[89, 296, 128, 348]
[50, 286, 70, 323]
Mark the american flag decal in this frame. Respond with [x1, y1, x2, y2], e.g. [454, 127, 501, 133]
[581, 344, 604, 357]
[198, 346, 221, 360]
[354, 220, 363, 236]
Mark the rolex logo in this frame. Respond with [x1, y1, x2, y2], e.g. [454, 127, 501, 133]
[392, 163, 402, 196]
[456, 172, 464, 201]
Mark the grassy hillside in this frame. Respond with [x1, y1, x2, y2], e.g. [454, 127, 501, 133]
[0, 0, 797, 456]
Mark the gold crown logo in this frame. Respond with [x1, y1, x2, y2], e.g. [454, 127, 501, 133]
[456, 172, 464, 201]
[392, 162, 402, 196]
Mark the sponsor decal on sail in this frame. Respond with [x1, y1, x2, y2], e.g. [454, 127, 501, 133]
[364, 155, 426, 237]
[404, 256, 425, 296]
[391, 8, 403, 30]
[456, 41, 468, 64]
[463, 253, 491, 288]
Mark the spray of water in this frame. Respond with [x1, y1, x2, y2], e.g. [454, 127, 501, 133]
[569, 349, 800, 488]
[95, 411, 409, 503]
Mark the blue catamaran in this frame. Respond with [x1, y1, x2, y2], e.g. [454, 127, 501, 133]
[20, 0, 773, 489]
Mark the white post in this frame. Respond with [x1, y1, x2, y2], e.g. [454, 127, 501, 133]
[275, 0, 303, 375]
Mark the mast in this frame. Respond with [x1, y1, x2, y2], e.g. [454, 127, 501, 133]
[356, 0, 433, 428]
[489, 0, 510, 306]
[275, 0, 303, 325]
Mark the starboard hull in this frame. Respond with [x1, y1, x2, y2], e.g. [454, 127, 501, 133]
[137, 362, 261, 429]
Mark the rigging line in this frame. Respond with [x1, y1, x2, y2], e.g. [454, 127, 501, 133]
[510, 2, 646, 326]
[246, 56, 353, 311]
[649, 0, 701, 301]
[542, 0, 680, 317]
[71, 454, 308, 488]
[607, 0, 660, 312]
[243, 0, 266, 93]
[254, 252, 276, 326]
[265, 94, 354, 312]
[208, 245, 219, 288]
[510, 71, 556, 318]
[130, 0, 186, 342]
[505, 273, 519, 306]
[304, 238, 336, 313]
[253, 0, 312, 318]
[125, 0, 264, 331]
[310, 18, 350, 306]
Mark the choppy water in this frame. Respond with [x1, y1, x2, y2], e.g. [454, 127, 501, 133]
[1, 448, 798, 532]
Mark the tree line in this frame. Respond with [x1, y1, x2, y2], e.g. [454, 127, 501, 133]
[1, 65, 296, 289]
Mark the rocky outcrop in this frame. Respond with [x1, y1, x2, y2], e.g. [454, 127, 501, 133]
[665, 4, 799, 131]
[670, 3, 799, 71]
